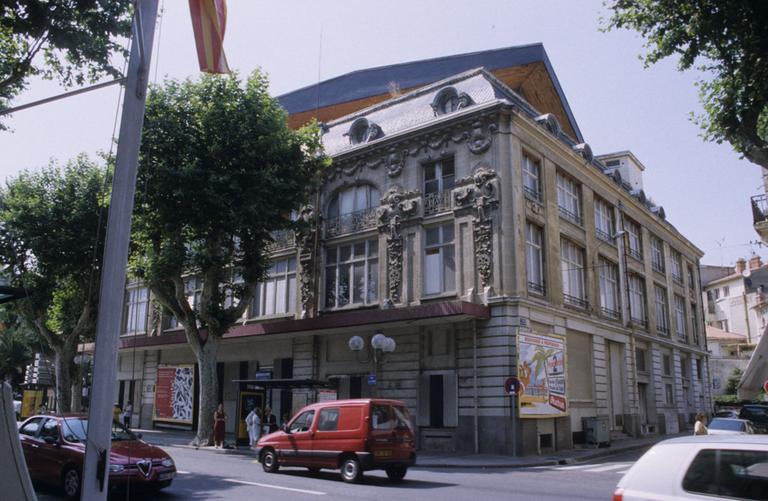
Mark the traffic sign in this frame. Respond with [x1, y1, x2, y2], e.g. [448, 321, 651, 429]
[367, 373, 377, 385]
[504, 376, 523, 396]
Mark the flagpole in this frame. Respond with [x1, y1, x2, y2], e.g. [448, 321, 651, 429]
[81, 1, 158, 500]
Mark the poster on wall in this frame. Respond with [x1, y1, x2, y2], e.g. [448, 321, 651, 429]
[153, 365, 195, 424]
[517, 332, 568, 418]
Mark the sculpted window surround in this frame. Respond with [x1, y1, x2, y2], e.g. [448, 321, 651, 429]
[423, 157, 455, 216]
[324, 239, 379, 309]
[430, 86, 473, 116]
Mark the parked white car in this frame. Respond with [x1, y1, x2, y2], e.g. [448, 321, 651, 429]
[707, 418, 756, 435]
[614, 435, 768, 500]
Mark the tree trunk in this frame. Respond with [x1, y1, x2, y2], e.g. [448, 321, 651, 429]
[192, 335, 221, 446]
[70, 364, 82, 412]
[53, 344, 75, 413]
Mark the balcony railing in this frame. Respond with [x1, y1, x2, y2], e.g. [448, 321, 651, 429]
[523, 186, 543, 204]
[627, 247, 643, 261]
[596, 228, 615, 244]
[600, 306, 621, 320]
[266, 229, 295, 252]
[527, 281, 546, 296]
[563, 293, 588, 309]
[558, 206, 583, 226]
[656, 324, 670, 336]
[424, 190, 452, 216]
[651, 260, 665, 274]
[325, 207, 378, 238]
[751, 194, 768, 224]
[631, 316, 648, 329]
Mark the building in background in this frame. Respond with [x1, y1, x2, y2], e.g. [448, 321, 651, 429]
[116, 44, 710, 454]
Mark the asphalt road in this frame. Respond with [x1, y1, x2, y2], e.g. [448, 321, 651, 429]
[36, 447, 644, 501]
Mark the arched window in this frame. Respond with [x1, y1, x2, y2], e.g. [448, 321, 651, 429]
[326, 185, 381, 236]
[347, 118, 383, 145]
[431, 87, 473, 116]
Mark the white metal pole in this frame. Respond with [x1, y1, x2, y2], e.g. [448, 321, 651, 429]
[81, 1, 158, 500]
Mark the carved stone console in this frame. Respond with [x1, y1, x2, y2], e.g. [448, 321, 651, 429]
[376, 186, 420, 304]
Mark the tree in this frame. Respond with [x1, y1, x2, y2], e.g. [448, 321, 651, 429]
[724, 367, 743, 396]
[131, 71, 324, 445]
[0, 0, 133, 128]
[0, 308, 35, 390]
[604, 1, 768, 168]
[0, 155, 108, 411]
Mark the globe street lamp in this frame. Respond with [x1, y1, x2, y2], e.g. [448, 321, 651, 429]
[348, 331, 396, 365]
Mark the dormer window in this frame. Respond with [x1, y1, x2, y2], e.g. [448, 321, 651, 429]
[431, 87, 473, 116]
[347, 117, 383, 145]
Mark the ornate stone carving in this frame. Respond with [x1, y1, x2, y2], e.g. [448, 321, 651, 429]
[452, 166, 499, 289]
[466, 121, 498, 154]
[149, 301, 161, 336]
[295, 205, 318, 318]
[376, 186, 419, 303]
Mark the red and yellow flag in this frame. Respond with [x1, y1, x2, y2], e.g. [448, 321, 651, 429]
[189, 0, 230, 74]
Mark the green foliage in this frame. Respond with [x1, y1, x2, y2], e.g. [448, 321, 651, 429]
[131, 70, 324, 337]
[0, 308, 35, 388]
[604, 1, 768, 168]
[0, 0, 133, 128]
[724, 367, 744, 395]
[713, 393, 741, 406]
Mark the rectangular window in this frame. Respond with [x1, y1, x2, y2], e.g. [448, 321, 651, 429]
[556, 172, 582, 225]
[629, 274, 647, 326]
[124, 286, 148, 335]
[671, 250, 683, 283]
[522, 154, 542, 202]
[695, 358, 702, 379]
[594, 198, 615, 243]
[674, 295, 687, 340]
[655, 285, 670, 335]
[598, 258, 620, 319]
[691, 303, 700, 343]
[662, 353, 672, 376]
[683, 449, 768, 500]
[665, 383, 674, 405]
[714, 288, 720, 300]
[560, 238, 586, 307]
[723, 285, 730, 297]
[625, 218, 643, 260]
[423, 158, 455, 216]
[250, 257, 297, 316]
[169, 277, 202, 328]
[651, 236, 665, 273]
[325, 240, 378, 308]
[526, 222, 545, 295]
[687, 265, 695, 290]
[680, 356, 689, 379]
[424, 224, 456, 295]
[635, 349, 647, 372]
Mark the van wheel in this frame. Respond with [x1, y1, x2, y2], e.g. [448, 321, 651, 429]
[62, 467, 81, 500]
[261, 449, 279, 473]
[386, 466, 407, 481]
[340, 457, 362, 483]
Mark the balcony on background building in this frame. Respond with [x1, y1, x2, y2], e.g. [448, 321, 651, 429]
[423, 190, 452, 216]
[563, 293, 588, 309]
[266, 229, 295, 252]
[325, 207, 378, 238]
[751, 194, 768, 244]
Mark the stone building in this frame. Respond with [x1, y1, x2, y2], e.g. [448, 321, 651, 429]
[117, 45, 710, 454]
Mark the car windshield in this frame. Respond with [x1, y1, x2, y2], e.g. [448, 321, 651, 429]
[62, 418, 137, 442]
[709, 419, 744, 431]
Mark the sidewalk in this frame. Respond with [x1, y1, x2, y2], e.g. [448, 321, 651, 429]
[134, 427, 683, 468]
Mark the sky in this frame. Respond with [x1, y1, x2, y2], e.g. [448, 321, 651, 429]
[0, 0, 763, 268]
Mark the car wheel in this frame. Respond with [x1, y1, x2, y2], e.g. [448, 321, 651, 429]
[386, 466, 407, 481]
[261, 449, 279, 473]
[62, 467, 81, 500]
[340, 457, 362, 483]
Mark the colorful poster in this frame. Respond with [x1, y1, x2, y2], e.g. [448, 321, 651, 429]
[517, 332, 568, 418]
[153, 365, 195, 423]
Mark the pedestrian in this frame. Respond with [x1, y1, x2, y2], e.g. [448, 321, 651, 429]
[245, 407, 262, 448]
[123, 401, 133, 429]
[112, 403, 122, 424]
[213, 403, 227, 448]
[281, 412, 290, 428]
[264, 406, 278, 434]
[694, 412, 708, 435]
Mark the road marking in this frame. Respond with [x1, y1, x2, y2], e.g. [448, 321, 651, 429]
[223, 478, 326, 495]
[582, 463, 632, 473]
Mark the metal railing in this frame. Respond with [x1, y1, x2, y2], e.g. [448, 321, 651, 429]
[523, 186, 543, 204]
[266, 229, 295, 252]
[527, 281, 546, 295]
[751, 193, 768, 224]
[563, 293, 588, 309]
[558, 206, 582, 226]
[596, 228, 615, 244]
[325, 207, 378, 238]
[631, 317, 648, 329]
[651, 260, 665, 274]
[423, 190, 452, 216]
[627, 247, 643, 261]
[600, 306, 621, 320]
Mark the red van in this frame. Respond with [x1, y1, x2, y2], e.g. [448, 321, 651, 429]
[256, 398, 416, 483]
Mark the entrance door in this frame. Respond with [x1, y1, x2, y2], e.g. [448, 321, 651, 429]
[638, 383, 649, 433]
[606, 341, 625, 431]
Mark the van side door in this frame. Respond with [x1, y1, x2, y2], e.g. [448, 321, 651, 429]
[281, 409, 317, 467]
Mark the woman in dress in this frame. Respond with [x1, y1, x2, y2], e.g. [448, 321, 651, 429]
[213, 403, 227, 448]
[246, 407, 262, 448]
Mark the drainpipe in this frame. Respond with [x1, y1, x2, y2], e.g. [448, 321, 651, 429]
[473, 319, 479, 454]
[742, 292, 752, 344]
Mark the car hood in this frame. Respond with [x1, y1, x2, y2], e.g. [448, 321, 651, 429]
[110, 440, 171, 462]
[258, 430, 286, 443]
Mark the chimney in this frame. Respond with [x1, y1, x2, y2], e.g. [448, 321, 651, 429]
[735, 258, 747, 274]
[749, 255, 763, 270]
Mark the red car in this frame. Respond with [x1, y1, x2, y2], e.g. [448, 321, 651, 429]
[19, 414, 176, 499]
[257, 398, 416, 483]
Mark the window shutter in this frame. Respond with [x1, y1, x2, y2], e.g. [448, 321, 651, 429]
[417, 373, 430, 426]
[443, 372, 458, 427]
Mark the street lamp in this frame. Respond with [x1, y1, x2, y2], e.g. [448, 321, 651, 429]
[348, 331, 396, 364]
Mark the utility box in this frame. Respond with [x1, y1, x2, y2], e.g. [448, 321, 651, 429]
[583, 416, 610, 446]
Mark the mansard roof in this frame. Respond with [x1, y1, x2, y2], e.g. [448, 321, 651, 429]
[277, 43, 583, 142]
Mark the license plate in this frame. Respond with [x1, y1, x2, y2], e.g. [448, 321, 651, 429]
[373, 450, 392, 458]
[159, 472, 175, 481]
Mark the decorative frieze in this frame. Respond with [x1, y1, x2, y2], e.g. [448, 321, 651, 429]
[376, 186, 420, 303]
[295, 205, 318, 318]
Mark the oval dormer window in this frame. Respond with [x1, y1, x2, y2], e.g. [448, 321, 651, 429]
[432, 87, 473, 116]
[347, 117, 383, 145]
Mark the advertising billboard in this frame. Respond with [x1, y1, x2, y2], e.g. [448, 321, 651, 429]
[153, 365, 195, 424]
[517, 332, 568, 418]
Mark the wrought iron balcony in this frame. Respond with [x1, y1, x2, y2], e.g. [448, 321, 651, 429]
[563, 293, 588, 309]
[558, 206, 582, 226]
[523, 186, 543, 204]
[266, 229, 295, 252]
[325, 207, 378, 238]
[751, 193, 768, 224]
[600, 306, 621, 320]
[527, 281, 546, 296]
[627, 247, 643, 261]
[596, 228, 615, 244]
[423, 190, 452, 216]
[631, 316, 648, 329]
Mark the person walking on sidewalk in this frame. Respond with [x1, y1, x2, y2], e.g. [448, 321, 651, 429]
[264, 406, 278, 434]
[246, 407, 262, 448]
[694, 412, 708, 435]
[213, 403, 227, 448]
[123, 401, 133, 429]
